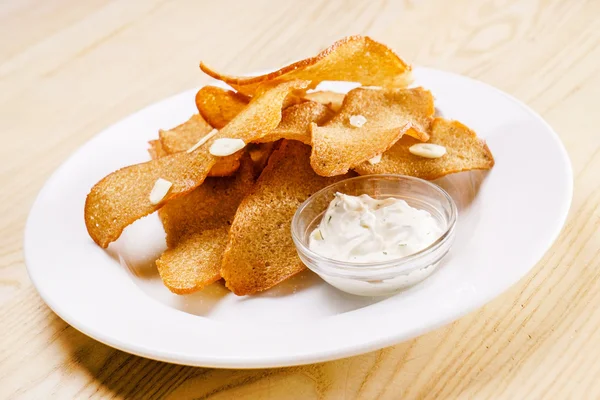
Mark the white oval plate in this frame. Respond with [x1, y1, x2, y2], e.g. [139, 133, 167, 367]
[24, 68, 572, 368]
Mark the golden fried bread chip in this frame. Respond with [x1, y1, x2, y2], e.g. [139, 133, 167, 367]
[354, 118, 495, 179]
[159, 157, 254, 247]
[157, 114, 241, 177]
[159, 114, 213, 154]
[310, 87, 435, 176]
[195, 86, 249, 129]
[220, 141, 353, 295]
[85, 80, 310, 248]
[157, 114, 240, 177]
[157, 228, 229, 294]
[255, 101, 334, 145]
[148, 140, 167, 160]
[156, 157, 255, 294]
[303, 91, 345, 112]
[200, 36, 412, 96]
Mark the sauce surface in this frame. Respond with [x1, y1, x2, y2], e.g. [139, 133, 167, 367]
[309, 193, 443, 263]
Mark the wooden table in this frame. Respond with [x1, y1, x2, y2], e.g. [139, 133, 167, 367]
[1, 0, 598, 398]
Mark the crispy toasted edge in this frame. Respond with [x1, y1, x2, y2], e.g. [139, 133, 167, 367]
[200, 35, 411, 87]
[405, 126, 430, 142]
[195, 85, 251, 104]
[220, 141, 310, 295]
[156, 241, 224, 295]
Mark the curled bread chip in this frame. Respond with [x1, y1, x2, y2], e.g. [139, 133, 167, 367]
[200, 36, 412, 96]
[310, 87, 435, 176]
[85, 79, 310, 247]
[354, 118, 495, 179]
[158, 115, 241, 177]
[195, 86, 249, 129]
[156, 156, 255, 294]
[303, 91, 345, 112]
[255, 101, 334, 144]
[221, 141, 353, 295]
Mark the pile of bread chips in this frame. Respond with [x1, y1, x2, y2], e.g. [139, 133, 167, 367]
[84, 36, 494, 296]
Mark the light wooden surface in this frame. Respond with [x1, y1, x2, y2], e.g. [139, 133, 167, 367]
[1, 0, 598, 398]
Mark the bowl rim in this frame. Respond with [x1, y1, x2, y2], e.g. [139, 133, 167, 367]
[291, 174, 458, 272]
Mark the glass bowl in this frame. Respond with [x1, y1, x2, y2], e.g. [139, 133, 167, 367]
[291, 174, 457, 296]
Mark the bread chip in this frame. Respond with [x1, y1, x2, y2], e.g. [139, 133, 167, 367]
[221, 141, 353, 295]
[303, 91, 345, 112]
[157, 114, 241, 177]
[156, 157, 255, 294]
[157, 228, 229, 293]
[158, 114, 242, 176]
[255, 101, 334, 144]
[85, 79, 310, 247]
[354, 118, 495, 179]
[159, 114, 213, 154]
[200, 36, 412, 96]
[195, 86, 249, 129]
[148, 140, 167, 160]
[310, 87, 435, 176]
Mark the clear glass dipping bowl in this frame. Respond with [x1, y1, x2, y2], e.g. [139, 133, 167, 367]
[291, 174, 457, 296]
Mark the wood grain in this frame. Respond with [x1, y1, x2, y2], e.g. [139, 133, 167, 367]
[1, 0, 599, 398]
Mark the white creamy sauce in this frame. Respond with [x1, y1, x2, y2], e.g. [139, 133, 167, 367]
[309, 193, 443, 263]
